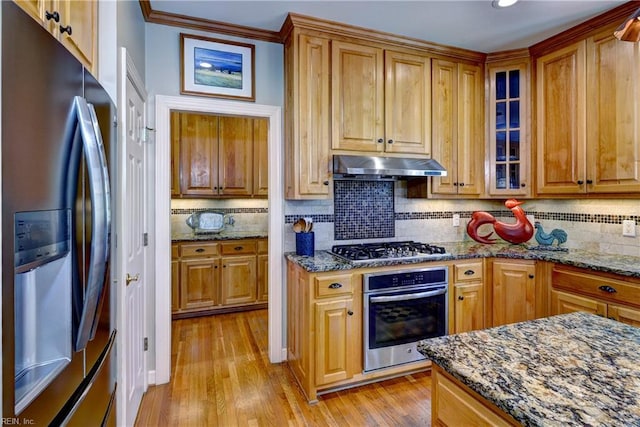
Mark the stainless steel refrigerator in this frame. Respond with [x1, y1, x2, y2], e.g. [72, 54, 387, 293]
[2, 2, 117, 425]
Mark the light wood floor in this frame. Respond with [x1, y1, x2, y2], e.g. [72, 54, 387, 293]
[135, 309, 432, 426]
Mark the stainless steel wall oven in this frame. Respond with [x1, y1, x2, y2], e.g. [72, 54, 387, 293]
[363, 266, 448, 372]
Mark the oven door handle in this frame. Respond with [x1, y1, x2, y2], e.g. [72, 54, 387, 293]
[370, 288, 447, 303]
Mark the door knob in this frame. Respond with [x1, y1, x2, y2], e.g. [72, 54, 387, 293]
[126, 273, 140, 285]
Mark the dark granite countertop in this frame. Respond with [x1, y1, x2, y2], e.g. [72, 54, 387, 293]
[418, 312, 640, 426]
[285, 242, 640, 278]
[172, 231, 268, 242]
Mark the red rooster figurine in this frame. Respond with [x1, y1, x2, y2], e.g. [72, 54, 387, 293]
[466, 199, 534, 244]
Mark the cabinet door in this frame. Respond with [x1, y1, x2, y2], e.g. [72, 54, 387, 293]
[180, 257, 220, 310]
[536, 41, 586, 195]
[454, 282, 484, 333]
[487, 62, 531, 197]
[253, 117, 269, 197]
[586, 30, 640, 193]
[431, 59, 457, 195]
[257, 253, 269, 302]
[56, 0, 96, 74]
[384, 50, 431, 155]
[180, 113, 219, 196]
[314, 298, 356, 385]
[221, 255, 257, 305]
[550, 290, 607, 317]
[608, 304, 640, 327]
[219, 116, 253, 196]
[285, 33, 331, 199]
[171, 245, 180, 313]
[457, 63, 484, 196]
[492, 260, 536, 327]
[14, 0, 47, 26]
[331, 41, 384, 152]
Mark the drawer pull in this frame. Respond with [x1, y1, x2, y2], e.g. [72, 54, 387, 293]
[234, 246, 243, 251]
[195, 248, 205, 253]
[529, 274, 535, 279]
[464, 270, 475, 276]
[458, 295, 464, 301]
[348, 310, 354, 316]
[328, 283, 342, 289]
[599, 285, 617, 293]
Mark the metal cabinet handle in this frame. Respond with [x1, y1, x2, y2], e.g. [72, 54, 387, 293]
[126, 273, 140, 286]
[195, 248, 205, 253]
[387, 139, 394, 144]
[577, 180, 584, 185]
[60, 25, 72, 35]
[458, 295, 464, 301]
[323, 180, 329, 185]
[586, 179, 593, 184]
[528, 274, 534, 279]
[347, 310, 354, 316]
[234, 246, 243, 251]
[599, 285, 617, 293]
[521, 183, 526, 187]
[45, 10, 60, 22]
[328, 283, 342, 289]
[377, 138, 384, 143]
[464, 270, 475, 276]
[459, 183, 465, 187]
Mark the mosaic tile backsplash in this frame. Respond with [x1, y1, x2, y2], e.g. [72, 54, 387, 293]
[333, 180, 395, 240]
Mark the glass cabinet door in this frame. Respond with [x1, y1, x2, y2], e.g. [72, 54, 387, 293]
[488, 61, 530, 197]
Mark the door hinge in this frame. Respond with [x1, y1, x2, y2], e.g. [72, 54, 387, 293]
[143, 233, 148, 246]
[144, 337, 148, 351]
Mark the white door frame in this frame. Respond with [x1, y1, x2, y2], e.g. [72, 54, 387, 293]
[153, 95, 283, 384]
[117, 48, 149, 426]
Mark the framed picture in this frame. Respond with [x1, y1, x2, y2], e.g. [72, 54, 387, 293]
[180, 33, 255, 101]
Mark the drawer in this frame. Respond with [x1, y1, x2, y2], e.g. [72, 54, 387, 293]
[171, 244, 179, 259]
[314, 274, 353, 298]
[552, 267, 640, 307]
[180, 242, 219, 258]
[257, 239, 268, 254]
[454, 261, 483, 282]
[220, 240, 257, 255]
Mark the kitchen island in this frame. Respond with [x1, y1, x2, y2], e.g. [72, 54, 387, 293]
[418, 312, 640, 426]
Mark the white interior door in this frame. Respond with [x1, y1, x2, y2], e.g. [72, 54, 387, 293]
[118, 49, 148, 427]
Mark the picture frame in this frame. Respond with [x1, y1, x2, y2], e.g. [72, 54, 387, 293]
[180, 33, 255, 101]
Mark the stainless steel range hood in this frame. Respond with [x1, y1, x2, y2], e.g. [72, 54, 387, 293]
[333, 154, 447, 179]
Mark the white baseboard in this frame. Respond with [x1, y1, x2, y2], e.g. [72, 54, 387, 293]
[147, 369, 156, 386]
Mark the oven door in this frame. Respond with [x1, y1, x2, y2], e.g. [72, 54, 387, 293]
[364, 285, 447, 372]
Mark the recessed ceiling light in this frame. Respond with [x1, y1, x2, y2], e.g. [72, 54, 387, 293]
[492, 0, 518, 8]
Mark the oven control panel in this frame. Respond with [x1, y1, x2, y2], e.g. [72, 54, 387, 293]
[364, 266, 448, 292]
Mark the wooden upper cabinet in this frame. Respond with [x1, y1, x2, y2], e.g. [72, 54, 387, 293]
[219, 116, 253, 196]
[14, 0, 97, 75]
[586, 29, 640, 193]
[179, 112, 220, 196]
[172, 112, 266, 198]
[332, 41, 431, 155]
[332, 41, 385, 152]
[431, 59, 484, 196]
[284, 32, 331, 200]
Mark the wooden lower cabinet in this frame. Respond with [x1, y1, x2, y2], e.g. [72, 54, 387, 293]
[490, 259, 536, 327]
[451, 261, 485, 334]
[172, 238, 267, 317]
[432, 364, 519, 426]
[551, 265, 640, 327]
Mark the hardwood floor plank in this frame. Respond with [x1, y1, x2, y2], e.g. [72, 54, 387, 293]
[135, 309, 432, 426]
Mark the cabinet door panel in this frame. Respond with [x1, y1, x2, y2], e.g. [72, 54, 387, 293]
[550, 290, 607, 317]
[180, 113, 219, 196]
[315, 299, 354, 385]
[454, 282, 484, 333]
[57, 0, 96, 74]
[180, 258, 219, 310]
[586, 31, 640, 193]
[257, 254, 269, 302]
[253, 117, 269, 196]
[492, 261, 535, 327]
[608, 304, 640, 327]
[536, 41, 586, 194]
[431, 59, 457, 194]
[332, 41, 384, 152]
[219, 116, 253, 196]
[384, 51, 431, 155]
[170, 111, 181, 197]
[221, 255, 257, 305]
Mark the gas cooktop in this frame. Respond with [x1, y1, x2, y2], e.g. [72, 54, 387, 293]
[331, 241, 449, 263]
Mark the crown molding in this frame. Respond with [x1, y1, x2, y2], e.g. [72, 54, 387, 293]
[138, 0, 282, 43]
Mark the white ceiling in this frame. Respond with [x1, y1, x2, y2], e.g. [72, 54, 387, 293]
[148, 0, 628, 52]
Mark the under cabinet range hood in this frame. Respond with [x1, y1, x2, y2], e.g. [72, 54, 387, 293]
[333, 154, 447, 179]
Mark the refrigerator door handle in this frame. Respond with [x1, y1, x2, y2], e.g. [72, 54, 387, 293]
[73, 96, 111, 352]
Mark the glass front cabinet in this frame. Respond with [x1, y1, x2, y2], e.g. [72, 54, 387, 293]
[487, 60, 531, 198]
